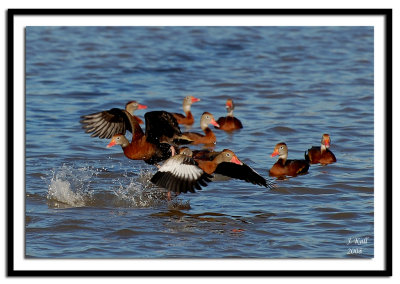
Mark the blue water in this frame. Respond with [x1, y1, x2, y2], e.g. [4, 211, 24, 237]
[25, 26, 374, 258]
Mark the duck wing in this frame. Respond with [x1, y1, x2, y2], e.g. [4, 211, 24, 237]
[151, 155, 213, 194]
[144, 111, 190, 145]
[80, 108, 133, 139]
[215, 162, 274, 189]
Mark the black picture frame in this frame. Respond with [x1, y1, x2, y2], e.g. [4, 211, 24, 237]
[7, 8, 392, 277]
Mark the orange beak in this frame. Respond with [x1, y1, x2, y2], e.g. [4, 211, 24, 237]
[137, 104, 147, 110]
[107, 140, 116, 148]
[230, 155, 243, 165]
[324, 139, 330, 147]
[271, 149, 279, 157]
[210, 119, 220, 128]
[191, 97, 200, 103]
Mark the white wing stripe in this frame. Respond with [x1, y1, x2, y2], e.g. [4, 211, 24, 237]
[158, 158, 204, 181]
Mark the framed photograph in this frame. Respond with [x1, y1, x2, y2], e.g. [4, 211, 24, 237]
[8, 9, 392, 276]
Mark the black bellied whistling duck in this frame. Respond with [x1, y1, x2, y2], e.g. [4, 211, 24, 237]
[151, 148, 274, 194]
[183, 112, 220, 145]
[215, 99, 243, 131]
[80, 109, 191, 165]
[269, 143, 309, 177]
[193, 149, 273, 188]
[172, 95, 200, 125]
[305, 134, 337, 165]
[125, 100, 147, 124]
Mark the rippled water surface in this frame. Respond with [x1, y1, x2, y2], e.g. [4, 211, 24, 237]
[25, 26, 374, 258]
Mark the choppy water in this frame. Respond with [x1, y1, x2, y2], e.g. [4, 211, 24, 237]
[25, 26, 374, 258]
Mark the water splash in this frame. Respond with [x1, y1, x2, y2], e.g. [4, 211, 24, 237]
[110, 169, 193, 209]
[111, 169, 170, 208]
[45, 164, 190, 209]
[46, 164, 94, 208]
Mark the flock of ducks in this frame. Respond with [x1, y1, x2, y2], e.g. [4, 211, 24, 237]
[80, 96, 336, 196]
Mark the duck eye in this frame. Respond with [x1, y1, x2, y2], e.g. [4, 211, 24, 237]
[226, 153, 230, 157]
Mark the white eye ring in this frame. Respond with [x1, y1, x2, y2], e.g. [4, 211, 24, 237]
[226, 153, 231, 157]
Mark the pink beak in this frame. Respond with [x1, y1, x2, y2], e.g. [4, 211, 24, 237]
[210, 119, 220, 128]
[137, 104, 147, 110]
[231, 156, 243, 165]
[270, 149, 279, 157]
[107, 140, 116, 148]
[191, 97, 201, 103]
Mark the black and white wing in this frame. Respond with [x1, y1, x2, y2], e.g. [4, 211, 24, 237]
[151, 155, 213, 194]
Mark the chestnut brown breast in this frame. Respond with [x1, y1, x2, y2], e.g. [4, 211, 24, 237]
[306, 147, 336, 165]
[216, 116, 243, 131]
[269, 159, 309, 177]
[184, 128, 217, 145]
[173, 112, 194, 125]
